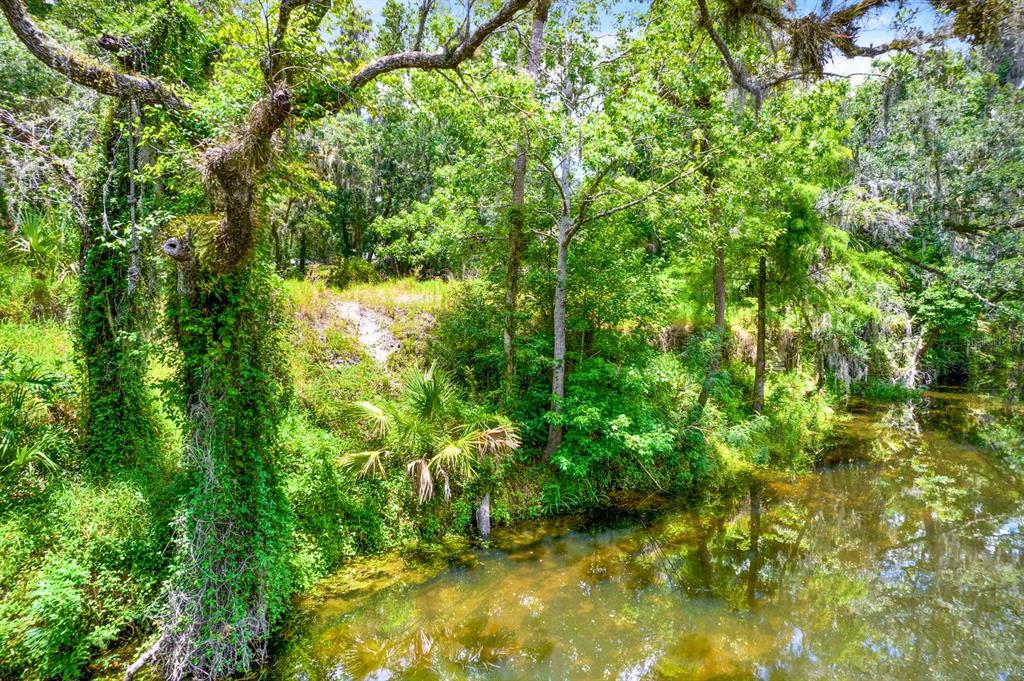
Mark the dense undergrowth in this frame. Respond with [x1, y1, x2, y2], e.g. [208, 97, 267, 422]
[0, 270, 844, 679]
[2, 0, 1021, 676]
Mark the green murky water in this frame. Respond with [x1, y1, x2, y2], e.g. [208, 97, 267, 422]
[273, 393, 1024, 680]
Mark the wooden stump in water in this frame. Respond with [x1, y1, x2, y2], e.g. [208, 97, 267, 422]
[476, 492, 491, 539]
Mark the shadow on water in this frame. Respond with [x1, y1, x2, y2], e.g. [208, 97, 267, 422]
[272, 394, 1024, 680]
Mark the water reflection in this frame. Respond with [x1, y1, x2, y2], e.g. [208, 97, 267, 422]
[274, 395, 1024, 680]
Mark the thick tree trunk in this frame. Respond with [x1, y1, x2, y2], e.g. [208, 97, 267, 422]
[160, 261, 290, 681]
[77, 101, 159, 477]
[475, 491, 491, 539]
[298, 228, 307, 276]
[502, 0, 550, 401]
[157, 90, 296, 681]
[753, 255, 767, 415]
[544, 213, 570, 457]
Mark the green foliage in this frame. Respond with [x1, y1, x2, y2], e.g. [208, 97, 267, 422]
[847, 49, 1024, 390]
[162, 260, 293, 676]
[279, 414, 363, 588]
[851, 379, 924, 401]
[75, 217, 160, 476]
[546, 353, 689, 491]
[23, 557, 95, 679]
[917, 282, 984, 383]
[0, 207, 76, 322]
[343, 363, 518, 509]
[322, 257, 381, 290]
[0, 352, 71, 486]
[0, 477, 176, 680]
[0, 0, 1020, 677]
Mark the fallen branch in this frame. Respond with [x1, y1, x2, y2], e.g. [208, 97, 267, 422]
[124, 635, 165, 681]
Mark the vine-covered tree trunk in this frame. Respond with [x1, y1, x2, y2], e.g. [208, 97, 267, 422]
[752, 255, 767, 414]
[77, 102, 159, 476]
[158, 91, 294, 680]
[161, 257, 291, 680]
[503, 0, 550, 402]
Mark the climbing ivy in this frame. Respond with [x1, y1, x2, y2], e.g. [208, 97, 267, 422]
[160, 254, 292, 676]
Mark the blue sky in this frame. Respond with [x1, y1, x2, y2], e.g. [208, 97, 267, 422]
[352, 0, 949, 83]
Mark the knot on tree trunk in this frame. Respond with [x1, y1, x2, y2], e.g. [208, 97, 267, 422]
[96, 34, 145, 70]
[162, 235, 193, 262]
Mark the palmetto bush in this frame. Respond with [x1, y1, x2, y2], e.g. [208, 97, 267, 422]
[3, 208, 76, 321]
[0, 351, 70, 481]
[343, 362, 519, 504]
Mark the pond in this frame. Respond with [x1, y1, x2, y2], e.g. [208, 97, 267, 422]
[272, 393, 1024, 680]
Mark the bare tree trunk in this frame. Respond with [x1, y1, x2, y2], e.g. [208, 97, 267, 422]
[544, 211, 570, 457]
[714, 245, 726, 355]
[475, 491, 491, 539]
[503, 0, 550, 401]
[698, 245, 727, 408]
[905, 323, 929, 389]
[752, 255, 767, 415]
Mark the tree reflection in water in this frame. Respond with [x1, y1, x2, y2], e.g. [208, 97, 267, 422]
[273, 395, 1024, 680]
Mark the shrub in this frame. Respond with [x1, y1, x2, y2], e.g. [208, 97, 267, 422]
[322, 258, 381, 290]
[1, 480, 174, 680]
[0, 351, 74, 493]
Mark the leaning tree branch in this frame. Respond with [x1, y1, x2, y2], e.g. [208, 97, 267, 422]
[572, 160, 620, 236]
[413, 0, 436, 51]
[833, 35, 926, 58]
[695, 0, 938, 107]
[203, 89, 293, 271]
[890, 250, 1021, 317]
[346, 0, 532, 90]
[694, 0, 765, 105]
[178, 0, 532, 271]
[576, 149, 721, 230]
[533, 150, 570, 214]
[0, 0, 188, 110]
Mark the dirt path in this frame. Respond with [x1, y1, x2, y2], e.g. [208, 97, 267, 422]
[332, 301, 399, 365]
